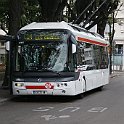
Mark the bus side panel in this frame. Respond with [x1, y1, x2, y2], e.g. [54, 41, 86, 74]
[93, 70, 103, 88]
[83, 69, 109, 92]
[102, 69, 109, 85]
[83, 71, 95, 91]
[75, 72, 85, 95]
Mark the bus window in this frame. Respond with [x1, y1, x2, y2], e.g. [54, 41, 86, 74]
[76, 42, 108, 71]
[93, 46, 108, 69]
[77, 42, 95, 71]
[15, 30, 74, 72]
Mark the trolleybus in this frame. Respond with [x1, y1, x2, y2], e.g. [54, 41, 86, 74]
[8, 21, 109, 96]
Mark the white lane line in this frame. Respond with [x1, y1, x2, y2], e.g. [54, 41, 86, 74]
[88, 107, 108, 113]
[100, 107, 108, 112]
[0, 98, 10, 103]
[59, 107, 80, 112]
[33, 107, 54, 112]
[59, 115, 70, 118]
[41, 115, 70, 121]
[41, 115, 57, 121]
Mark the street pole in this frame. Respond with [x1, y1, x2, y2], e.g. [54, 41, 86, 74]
[109, 12, 115, 74]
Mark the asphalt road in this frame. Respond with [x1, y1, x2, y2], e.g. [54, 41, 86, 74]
[0, 75, 124, 124]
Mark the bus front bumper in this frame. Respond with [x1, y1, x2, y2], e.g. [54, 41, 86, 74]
[12, 82, 76, 96]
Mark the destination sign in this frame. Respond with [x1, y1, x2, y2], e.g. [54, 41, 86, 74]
[24, 34, 61, 41]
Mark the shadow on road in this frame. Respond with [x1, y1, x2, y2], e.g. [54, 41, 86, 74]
[11, 95, 78, 103]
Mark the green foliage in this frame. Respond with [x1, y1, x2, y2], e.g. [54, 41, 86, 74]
[21, 0, 41, 26]
[0, 0, 42, 29]
[0, 0, 8, 27]
[0, 0, 120, 32]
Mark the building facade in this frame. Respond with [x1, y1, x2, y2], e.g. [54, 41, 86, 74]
[112, 0, 124, 71]
[0, 29, 6, 65]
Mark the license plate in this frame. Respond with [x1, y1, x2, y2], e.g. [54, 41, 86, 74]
[33, 91, 47, 94]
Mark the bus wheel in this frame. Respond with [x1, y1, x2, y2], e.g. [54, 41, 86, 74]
[98, 86, 104, 91]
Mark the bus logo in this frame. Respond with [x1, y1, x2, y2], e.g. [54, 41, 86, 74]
[45, 82, 52, 89]
[38, 78, 42, 82]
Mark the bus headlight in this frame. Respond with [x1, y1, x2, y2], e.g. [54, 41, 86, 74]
[15, 83, 24, 87]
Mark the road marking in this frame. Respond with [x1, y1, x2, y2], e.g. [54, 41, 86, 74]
[100, 107, 108, 112]
[41, 115, 57, 121]
[34, 106, 79, 121]
[59, 107, 80, 112]
[33, 107, 54, 112]
[59, 115, 70, 118]
[0, 98, 10, 104]
[41, 115, 70, 121]
[88, 107, 108, 113]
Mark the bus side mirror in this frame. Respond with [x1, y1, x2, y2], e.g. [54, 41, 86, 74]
[70, 35, 77, 53]
[72, 44, 76, 53]
[0, 35, 13, 41]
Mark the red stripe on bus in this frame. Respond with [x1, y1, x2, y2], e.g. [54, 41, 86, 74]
[77, 37, 107, 46]
[25, 86, 54, 89]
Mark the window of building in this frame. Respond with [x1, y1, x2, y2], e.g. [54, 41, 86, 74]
[114, 44, 123, 55]
[0, 54, 5, 64]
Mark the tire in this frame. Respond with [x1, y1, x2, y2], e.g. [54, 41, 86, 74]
[98, 86, 104, 91]
[78, 93, 84, 99]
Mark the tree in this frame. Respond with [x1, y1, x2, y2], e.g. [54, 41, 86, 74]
[8, 0, 23, 35]
[21, 0, 41, 26]
[0, 0, 8, 32]
[1, 0, 42, 87]
[38, 0, 68, 21]
[73, 0, 119, 36]
[2, 0, 23, 87]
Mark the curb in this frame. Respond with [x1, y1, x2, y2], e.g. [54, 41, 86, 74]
[110, 73, 124, 78]
[0, 98, 11, 104]
[110, 75, 117, 78]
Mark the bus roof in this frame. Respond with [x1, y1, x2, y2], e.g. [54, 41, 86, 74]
[20, 21, 72, 30]
[20, 21, 109, 47]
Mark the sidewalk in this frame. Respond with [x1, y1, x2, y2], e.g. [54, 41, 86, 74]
[0, 81, 11, 103]
[110, 71, 124, 78]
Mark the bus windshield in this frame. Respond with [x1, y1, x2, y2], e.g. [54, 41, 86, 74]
[16, 30, 69, 72]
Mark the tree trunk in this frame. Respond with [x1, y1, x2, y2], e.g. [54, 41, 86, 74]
[54, 0, 68, 21]
[8, 0, 22, 35]
[38, 0, 60, 22]
[2, 0, 22, 88]
[97, 19, 107, 37]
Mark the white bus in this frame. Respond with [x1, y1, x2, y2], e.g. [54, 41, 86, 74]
[10, 21, 109, 96]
